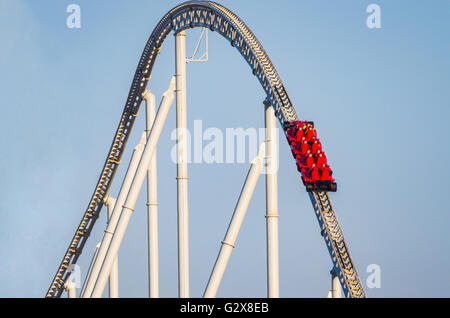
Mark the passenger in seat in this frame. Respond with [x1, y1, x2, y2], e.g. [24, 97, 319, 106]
[309, 164, 320, 181]
[310, 138, 322, 154]
[315, 151, 327, 167]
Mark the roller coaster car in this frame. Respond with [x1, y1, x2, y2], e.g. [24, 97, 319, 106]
[285, 120, 337, 192]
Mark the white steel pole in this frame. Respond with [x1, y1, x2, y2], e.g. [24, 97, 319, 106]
[91, 77, 176, 298]
[203, 147, 265, 298]
[65, 281, 76, 298]
[264, 100, 280, 298]
[105, 196, 119, 298]
[175, 30, 190, 298]
[80, 242, 100, 297]
[81, 132, 147, 298]
[331, 269, 342, 298]
[143, 89, 159, 298]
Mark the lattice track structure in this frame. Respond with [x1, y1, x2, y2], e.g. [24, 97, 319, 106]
[46, 1, 366, 298]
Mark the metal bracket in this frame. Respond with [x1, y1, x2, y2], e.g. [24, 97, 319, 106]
[186, 28, 208, 63]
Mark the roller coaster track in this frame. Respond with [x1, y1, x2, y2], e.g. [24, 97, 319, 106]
[46, 1, 365, 298]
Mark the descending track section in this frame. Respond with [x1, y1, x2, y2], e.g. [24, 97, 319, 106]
[310, 191, 365, 297]
[46, 1, 365, 298]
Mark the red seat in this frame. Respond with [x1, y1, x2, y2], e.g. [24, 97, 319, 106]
[300, 140, 309, 155]
[306, 154, 315, 168]
[315, 152, 327, 166]
[305, 127, 317, 141]
[320, 164, 333, 181]
[309, 164, 320, 181]
[310, 139, 322, 154]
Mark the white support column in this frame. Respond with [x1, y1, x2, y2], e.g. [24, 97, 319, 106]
[105, 196, 119, 298]
[81, 132, 147, 298]
[203, 146, 265, 298]
[264, 100, 280, 298]
[80, 242, 100, 297]
[65, 281, 76, 298]
[331, 269, 342, 298]
[143, 90, 159, 298]
[91, 77, 176, 298]
[175, 30, 190, 298]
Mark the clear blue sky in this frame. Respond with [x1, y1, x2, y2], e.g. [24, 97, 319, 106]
[1, 0, 449, 298]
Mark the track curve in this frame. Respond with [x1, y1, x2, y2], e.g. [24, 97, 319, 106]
[47, 1, 365, 298]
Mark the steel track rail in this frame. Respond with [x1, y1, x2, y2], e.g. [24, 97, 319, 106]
[46, 1, 365, 297]
[309, 191, 366, 297]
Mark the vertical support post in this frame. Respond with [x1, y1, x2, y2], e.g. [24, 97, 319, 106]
[203, 146, 265, 298]
[264, 100, 280, 298]
[175, 30, 190, 298]
[91, 77, 176, 298]
[143, 90, 159, 298]
[105, 196, 119, 298]
[331, 269, 342, 298]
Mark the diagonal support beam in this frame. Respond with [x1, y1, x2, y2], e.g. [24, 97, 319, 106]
[105, 196, 119, 298]
[81, 133, 147, 298]
[91, 77, 176, 298]
[203, 145, 265, 298]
